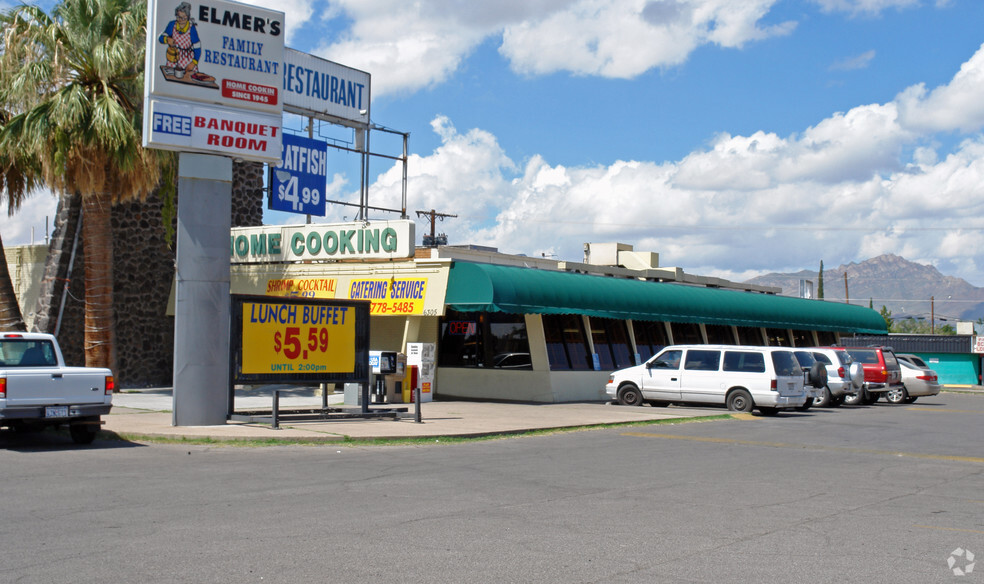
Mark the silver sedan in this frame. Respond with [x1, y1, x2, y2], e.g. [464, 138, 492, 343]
[887, 359, 941, 404]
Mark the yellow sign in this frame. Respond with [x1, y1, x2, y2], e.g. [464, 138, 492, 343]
[265, 278, 338, 299]
[348, 278, 428, 315]
[241, 301, 355, 374]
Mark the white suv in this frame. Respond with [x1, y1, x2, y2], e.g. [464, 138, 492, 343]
[808, 347, 863, 406]
[605, 345, 810, 415]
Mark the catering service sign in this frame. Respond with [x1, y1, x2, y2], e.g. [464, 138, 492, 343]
[144, 0, 285, 115]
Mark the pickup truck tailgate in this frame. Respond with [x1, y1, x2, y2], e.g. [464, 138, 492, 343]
[4, 367, 110, 406]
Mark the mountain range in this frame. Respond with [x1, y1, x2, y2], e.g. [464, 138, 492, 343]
[744, 254, 984, 324]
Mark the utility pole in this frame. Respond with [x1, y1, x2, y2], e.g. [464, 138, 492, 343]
[416, 209, 457, 247]
[931, 296, 935, 334]
[844, 272, 849, 304]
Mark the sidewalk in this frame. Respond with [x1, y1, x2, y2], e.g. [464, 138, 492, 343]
[103, 384, 983, 443]
[104, 386, 726, 443]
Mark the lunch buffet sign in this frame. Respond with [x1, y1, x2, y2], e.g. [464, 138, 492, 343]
[142, 0, 286, 163]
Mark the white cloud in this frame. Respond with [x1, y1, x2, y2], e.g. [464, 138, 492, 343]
[356, 42, 984, 285]
[0, 188, 59, 247]
[316, 0, 795, 95]
[247, 0, 316, 44]
[896, 42, 984, 133]
[501, 0, 795, 78]
[811, 0, 922, 15]
[829, 49, 876, 71]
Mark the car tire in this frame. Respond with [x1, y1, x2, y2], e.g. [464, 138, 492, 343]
[796, 400, 813, 412]
[904, 396, 918, 404]
[69, 423, 98, 445]
[842, 389, 865, 406]
[886, 385, 909, 404]
[828, 395, 843, 407]
[726, 389, 754, 413]
[617, 384, 643, 407]
[813, 386, 832, 408]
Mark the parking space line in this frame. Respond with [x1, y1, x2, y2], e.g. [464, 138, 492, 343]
[915, 525, 984, 535]
[621, 432, 984, 464]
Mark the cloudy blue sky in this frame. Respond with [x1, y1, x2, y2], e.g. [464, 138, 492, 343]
[4, 0, 984, 288]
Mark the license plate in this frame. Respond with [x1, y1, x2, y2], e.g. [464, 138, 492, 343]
[45, 406, 69, 418]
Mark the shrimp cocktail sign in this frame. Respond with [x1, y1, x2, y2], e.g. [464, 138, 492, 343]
[143, 0, 285, 163]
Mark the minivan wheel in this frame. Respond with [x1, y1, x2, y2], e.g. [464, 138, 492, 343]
[617, 384, 643, 407]
[885, 386, 909, 404]
[726, 389, 754, 413]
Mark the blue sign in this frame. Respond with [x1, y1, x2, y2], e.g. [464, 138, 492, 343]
[269, 133, 328, 216]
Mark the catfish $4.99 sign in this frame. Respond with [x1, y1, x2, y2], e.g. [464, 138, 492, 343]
[269, 132, 328, 216]
[240, 298, 355, 375]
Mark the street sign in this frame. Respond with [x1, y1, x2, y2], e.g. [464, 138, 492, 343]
[269, 133, 328, 216]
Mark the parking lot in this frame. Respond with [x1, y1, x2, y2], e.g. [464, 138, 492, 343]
[1, 392, 981, 583]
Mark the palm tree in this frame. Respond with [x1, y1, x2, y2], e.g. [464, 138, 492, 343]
[0, 113, 40, 331]
[0, 0, 171, 370]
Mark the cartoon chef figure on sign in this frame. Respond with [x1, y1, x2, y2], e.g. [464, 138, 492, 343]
[158, 1, 216, 87]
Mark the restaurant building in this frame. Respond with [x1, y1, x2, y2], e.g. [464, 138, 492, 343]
[229, 221, 888, 403]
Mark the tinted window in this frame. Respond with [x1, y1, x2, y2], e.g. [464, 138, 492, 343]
[736, 326, 764, 345]
[671, 322, 703, 344]
[633, 321, 669, 362]
[439, 310, 531, 369]
[723, 351, 765, 373]
[812, 352, 832, 365]
[790, 330, 813, 347]
[590, 317, 633, 370]
[704, 324, 736, 344]
[793, 351, 816, 369]
[846, 349, 878, 364]
[650, 349, 682, 369]
[766, 328, 791, 347]
[684, 350, 720, 371]
[542, 314, 592, 371]
[771, 351, 800, 376]
[883, 351, 900, 369]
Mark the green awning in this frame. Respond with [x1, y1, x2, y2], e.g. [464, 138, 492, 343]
[444, 261, 887, 334]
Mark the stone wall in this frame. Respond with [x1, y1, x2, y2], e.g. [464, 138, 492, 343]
[110, 193, 176, 386]
[23, 164, 264, 386]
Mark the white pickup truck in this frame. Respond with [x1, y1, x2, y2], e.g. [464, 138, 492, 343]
[0, 332, 114, 444]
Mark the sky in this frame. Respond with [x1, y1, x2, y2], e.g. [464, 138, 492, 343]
[4, 0, 984, 288]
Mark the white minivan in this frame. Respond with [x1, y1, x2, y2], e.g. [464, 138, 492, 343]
[605, 345, 811, 415]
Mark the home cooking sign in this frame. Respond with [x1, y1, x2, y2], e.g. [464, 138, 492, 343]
[142, 0, 286, 163]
